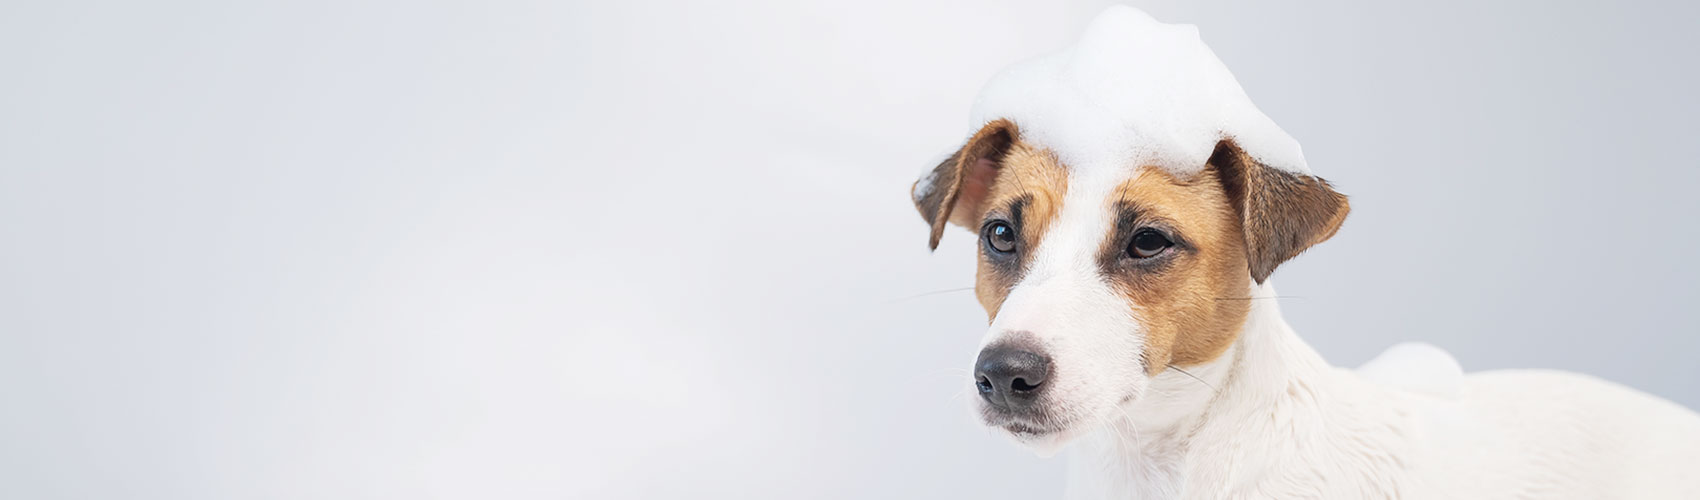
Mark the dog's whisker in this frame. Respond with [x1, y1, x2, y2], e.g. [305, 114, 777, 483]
[1213, 295, 1302, 301]
[884, 286, 976, 304]
[1167, 364, 1218, 394]
[1116, 404, 1142, 454]
[1101, 416, 1131, 455]
[907, 367, 976, 390]
[948, 386, 968, 403]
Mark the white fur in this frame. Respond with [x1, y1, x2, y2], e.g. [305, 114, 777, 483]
[968, 156, 1700, 500]
[1026, 283, 1700, 499]
[980, 165, 1146, 456]
[961, 6, 1700, 497]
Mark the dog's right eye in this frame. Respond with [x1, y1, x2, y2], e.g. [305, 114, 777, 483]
[1127, 229, 1174, 259]
[983, 221, 1017, 254]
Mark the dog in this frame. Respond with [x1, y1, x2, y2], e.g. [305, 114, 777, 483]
[911, 6, 1700, 499]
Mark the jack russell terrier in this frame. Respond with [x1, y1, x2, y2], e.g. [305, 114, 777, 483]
[911, 6, 1700, 499]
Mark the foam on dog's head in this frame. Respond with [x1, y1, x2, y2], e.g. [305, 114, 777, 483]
[969, 5, 1306, 177]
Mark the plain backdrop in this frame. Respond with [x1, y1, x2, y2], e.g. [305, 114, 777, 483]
[3, 1, 1697, 498]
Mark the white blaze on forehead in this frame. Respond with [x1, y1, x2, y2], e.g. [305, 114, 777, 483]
[992, 162, 1140, 343]
[985, 166, 1148, 426]
[1023, 166, 1130, 288]
[969, 5, 1309, 177]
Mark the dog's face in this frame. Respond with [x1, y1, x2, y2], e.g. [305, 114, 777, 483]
[913, 119, 1348, 451]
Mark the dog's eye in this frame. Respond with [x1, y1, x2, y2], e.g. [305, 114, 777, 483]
[1127, 230, 1173, 259]
[983, 221, 1017, 254]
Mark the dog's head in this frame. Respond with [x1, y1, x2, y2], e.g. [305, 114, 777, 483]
[912, 118, 1348, 451]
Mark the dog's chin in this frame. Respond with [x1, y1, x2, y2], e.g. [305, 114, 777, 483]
[982, 393, 1144, 458]
[1000, 422, 1076, 457]
[981, 414, 1089, 458]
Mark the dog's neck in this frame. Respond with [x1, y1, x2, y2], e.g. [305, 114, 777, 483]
[1064, 282, 1412, 499]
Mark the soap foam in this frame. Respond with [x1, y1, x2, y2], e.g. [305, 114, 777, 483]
[969, 5, 1308, 177]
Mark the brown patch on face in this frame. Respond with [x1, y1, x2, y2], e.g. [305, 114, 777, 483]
[972, 143, 1069, 321]
[1098, 166, 1252, 373]
[909, 120, 1071, 321]
[1088, 141, 1350, 374]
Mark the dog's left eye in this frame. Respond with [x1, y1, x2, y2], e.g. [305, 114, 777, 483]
[1127, 230, 1173, 259]
[984, 221, 1018, 254]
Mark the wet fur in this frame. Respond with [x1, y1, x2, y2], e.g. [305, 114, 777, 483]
[914, 121, 1700, 499]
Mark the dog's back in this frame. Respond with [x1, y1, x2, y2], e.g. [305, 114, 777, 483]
[1408, 369, 1700, 498]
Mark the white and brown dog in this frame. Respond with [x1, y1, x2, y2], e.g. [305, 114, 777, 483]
[913, 7, 1700, 499]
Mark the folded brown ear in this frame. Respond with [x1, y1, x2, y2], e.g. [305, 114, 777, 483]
[911, 119, 1019, 250]
[1210, 139, 1350, 283]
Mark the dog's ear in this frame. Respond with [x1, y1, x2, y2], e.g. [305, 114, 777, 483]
[1210, 139, 1350, 284]
[912, 119, 1019, 250]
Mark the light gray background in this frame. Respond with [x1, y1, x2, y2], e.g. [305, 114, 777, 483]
[2, 1, 1696, 498]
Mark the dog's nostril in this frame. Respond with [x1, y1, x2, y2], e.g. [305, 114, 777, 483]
[973, 340, 1052, 408]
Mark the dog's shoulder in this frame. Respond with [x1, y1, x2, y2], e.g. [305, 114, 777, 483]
[1354, 342, 1464, 398]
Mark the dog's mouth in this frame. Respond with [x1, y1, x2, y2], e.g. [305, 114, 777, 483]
[979, 408, 1085, 457]
[979, 406, 1070, 438]
[1001, 421, 1059, 437]
[978, 389, 1145, 451]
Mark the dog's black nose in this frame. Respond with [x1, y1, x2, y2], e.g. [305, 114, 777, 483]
[974, 341, 1050, 409]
